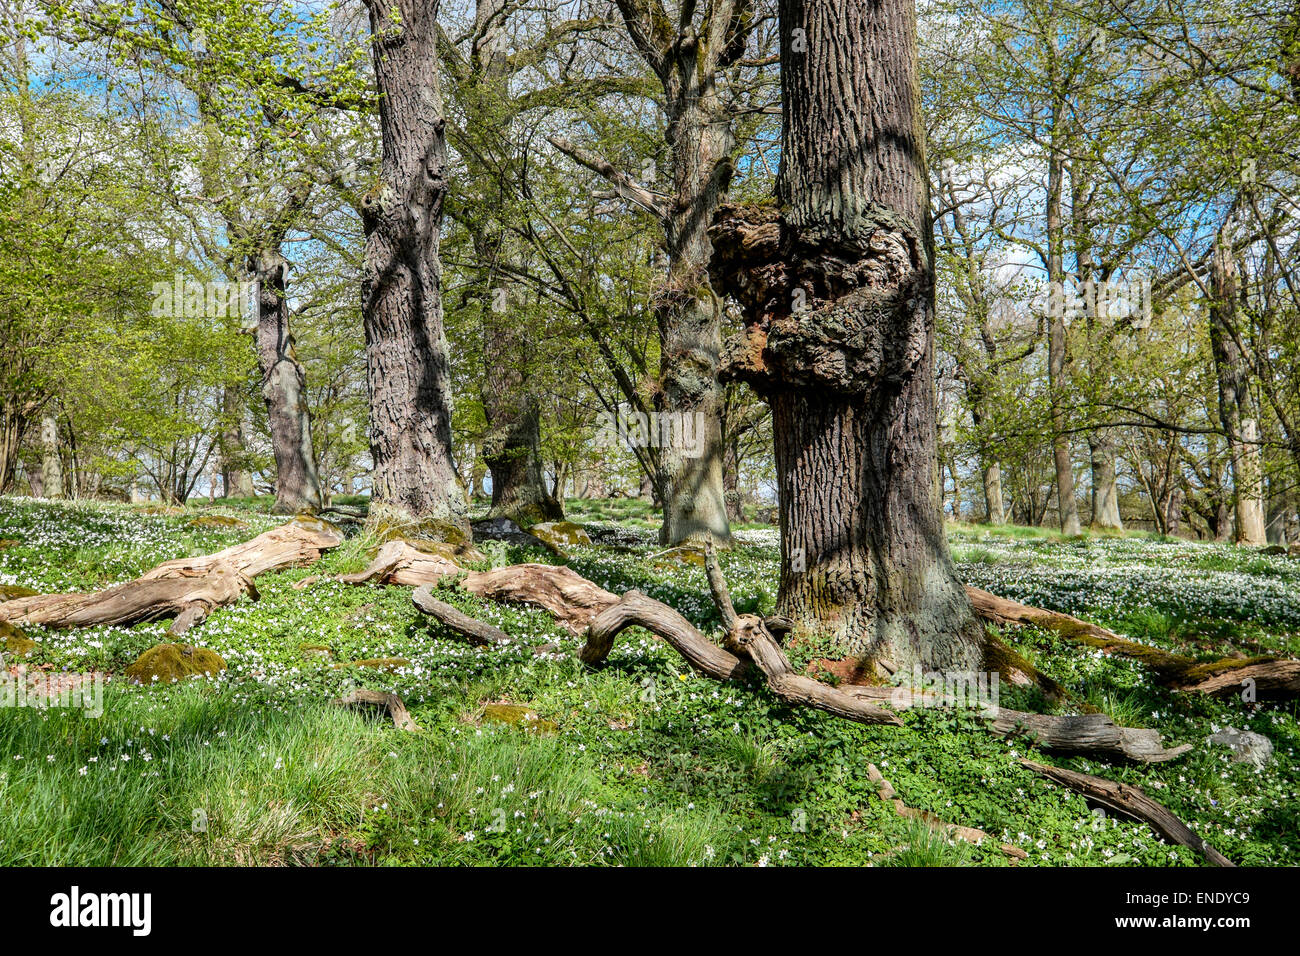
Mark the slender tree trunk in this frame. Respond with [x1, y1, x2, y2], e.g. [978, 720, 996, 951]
[1209, 231, 1267, 546]
[1044, 52, 1080, 536]
[709, 0, 982, 672]
[723, 433, 745, 522]
[359, 0, 468, 537]
[251, 247, 323, 514]
[1046, 145, 1081, 535]
[0, 402, 21, 493]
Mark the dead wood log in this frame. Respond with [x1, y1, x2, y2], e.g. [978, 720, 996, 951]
[143, 516, 342, 580]
[0, 518, 342, 631]
[463, 564, 619, 633]
[333, 688, 420, 732]
[841, 683, 1190, 763]
[0, 561, 252, 630]
[866, 763, 1028, 861]
[1023, 760, 1234, 867]
[967, 585, 1300, 698]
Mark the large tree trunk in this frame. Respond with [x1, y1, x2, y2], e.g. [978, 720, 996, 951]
[707, 0, 982, 672]
[483, 381, 562, 524]
[359, 0, 468, 537]
[463, 0, 562, 528]
[251, 247, 323, 515]
[1209, 231, 1267, 546]
[652, 60, 733, 548]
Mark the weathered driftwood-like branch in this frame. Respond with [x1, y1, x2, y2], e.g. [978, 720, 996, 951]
[412, 585, 512, 646]
[866, 763, 1028, 861]
[0, 518, 342, 633]
[333, 688, 421, 732]
[967, 586, 1300, 698]
[343, 541, 619, 633]
[0, 561, 253, 633]
[1023, 760, 1234, 867]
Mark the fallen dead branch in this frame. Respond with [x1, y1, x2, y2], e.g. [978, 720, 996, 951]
[333, 688, 421, 732]
[1022, 759, 1234, 867]
[967, 586, 1300, 698]
[0, 517, 342, 634]
[867, 763, 1028, 862]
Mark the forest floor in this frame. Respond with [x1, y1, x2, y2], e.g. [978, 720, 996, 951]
[0, 495, 1295, 866]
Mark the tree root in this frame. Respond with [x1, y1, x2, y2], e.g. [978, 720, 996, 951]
[399, 541, 1188, 762]
[967, 586, 1300, 698]
[1023, 759, 1234, 866]
[0, 517, 342, 634]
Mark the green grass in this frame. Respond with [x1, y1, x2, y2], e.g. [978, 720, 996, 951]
[1, 495, 1297, 866]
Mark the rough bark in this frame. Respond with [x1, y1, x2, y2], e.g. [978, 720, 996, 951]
[482, 351, 562, 525]
[706, 0, 982, 672]
[1209, 230, 1267, 546]
[40, 414, 61, 500]
[982, 458, 1006, 525]
[251, 247, 324, 515]
[572, 1, 754, 549]
[360, 0, 468, 534]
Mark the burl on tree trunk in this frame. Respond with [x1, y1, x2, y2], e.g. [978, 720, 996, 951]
[706, 0, 981, 673]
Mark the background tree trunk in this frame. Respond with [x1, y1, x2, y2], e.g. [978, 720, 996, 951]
[220, 386, 254, 498]
[1046, 145, 1081, 535]
[40, 413, 61, 499]
[359, 0, 468, 536]
[1088, 431, 1123, 529]
[709, 0, 983, 672]
[982, 458, 1006, 525]
[1209, 230, 1267, 546]
[251, 247, 323, 515]
[0, 402, 22, 493]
